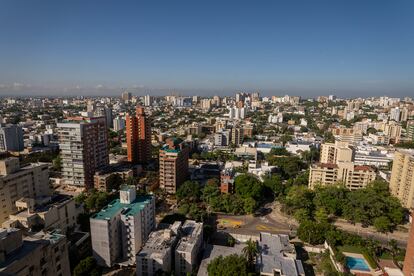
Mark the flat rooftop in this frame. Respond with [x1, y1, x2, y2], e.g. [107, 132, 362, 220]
[91, 195, 153, 220]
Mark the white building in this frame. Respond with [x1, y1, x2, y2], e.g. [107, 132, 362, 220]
[175, 220, 203, 276]
[90, 186, 155, 267]
[136, 222, 182, 276]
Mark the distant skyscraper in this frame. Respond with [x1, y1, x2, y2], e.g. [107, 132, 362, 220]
[126, 107, 152, 164]
[0, 124, 24, 152]
[390, 107, 401, 122]
[95, 106, 113, 128]
[57, 117, 109, 189]
[122, 91, 132, 102]
[144, 94, 153, 106]
[159, 138, 189, 194]
[113, 116, 126, 132]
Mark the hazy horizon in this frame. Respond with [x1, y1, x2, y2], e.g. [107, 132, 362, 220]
[1, 0, 413, 98]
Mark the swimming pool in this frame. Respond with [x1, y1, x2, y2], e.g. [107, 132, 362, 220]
[345, 256, 370, 271]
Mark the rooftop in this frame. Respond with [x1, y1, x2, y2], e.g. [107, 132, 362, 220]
[91, 195, 153, 220]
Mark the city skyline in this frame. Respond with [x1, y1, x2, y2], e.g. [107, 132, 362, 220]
[0, 0, 413, 97]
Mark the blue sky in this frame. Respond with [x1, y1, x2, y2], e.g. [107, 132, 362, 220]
[0, 0, 413, 97]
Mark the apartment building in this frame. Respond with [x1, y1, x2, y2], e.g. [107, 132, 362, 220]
[319, 141, 354, 164]
[0, 124, 24, 152]
[57, 116, 109, 189]
[389, 150, 414, 209]
[0, 158, 51, 224]
[175, 220, 203, 276]
[220, 168, 235, 194]
[407, 120, 414, 141]
[0, 228, 71, 276]
[2, 194, 82, 234]
[126, 106, 152, 164]
[309, 142, 376, 190]
[159, 138, 189, 194]
[90, 186, 155, 267]
[331, 127, 363, 144]
[136, 221, 182, 276]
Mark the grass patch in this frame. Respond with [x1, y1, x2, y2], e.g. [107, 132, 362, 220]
[338, 245, 363, 254]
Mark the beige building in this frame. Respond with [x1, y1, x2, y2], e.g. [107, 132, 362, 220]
[390, 150, 414, 209]
[320, 141, 354, 164]
[2, 194, 82, 234]
[0, 158, 51, 224]
[331, 127, 363, 144]
[309, 142, 375, 190]
[0, 228, 71, 276]
[309, 162, 376, 190]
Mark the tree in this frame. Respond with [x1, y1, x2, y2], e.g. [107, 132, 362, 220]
[234, 174, 263, 200]
[373, 216, 392, 233]
[73, 256, 101, 276]
[106, 173, 124, 191]
[242, 239, 258, 269]
[176, 181, 201, 203]
[315, 208, 329, 224]
[52, 155, 62, 171]
[297, 221, 331, 245]
[388, 239, 401, 263]
[207, 254, 249, 276]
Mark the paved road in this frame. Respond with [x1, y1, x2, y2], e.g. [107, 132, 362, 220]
[218, 202, 409, 248]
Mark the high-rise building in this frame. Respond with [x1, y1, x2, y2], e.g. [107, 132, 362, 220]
[0, 228, 71, 276]
[407, 120, 414, 141]
[122, 91, 132, 102]
[320, 141, 354, 164]
[403, 222, 414, 276]
[0, 124, 24, 152]
[126, 106, 152, 164]
[90, 186, 155, 267]
[231, 127, 243, 146]
[0, 158, 51, 224]
[113, 116, 126, 132]
[390, 107, 401, 122]
[95, 106, 113, 128]
[57, 117, 109, 189]
[159, 138, 189, 194]
[144, 94, 153, 106]
[175, 220, 203, 276]
[389, 150, 414, 209]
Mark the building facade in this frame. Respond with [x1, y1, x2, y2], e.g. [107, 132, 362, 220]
[126, 107, 152, 164]
[175, 220, 203, 276]
[0, 124, 24, 152]
[90, 186, 155, 267]
[390, 150, 414, 209]
[0, 228, 71, 276]
[0, 158, 51, 224]
[136, 221, 182, 276]
[159, 138, 189, 194]
[57, 117, 109, 189]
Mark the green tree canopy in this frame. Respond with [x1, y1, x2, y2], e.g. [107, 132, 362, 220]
[207, 254, 249, 276]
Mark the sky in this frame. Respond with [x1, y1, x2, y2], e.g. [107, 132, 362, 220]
[0, 0, 413, 97]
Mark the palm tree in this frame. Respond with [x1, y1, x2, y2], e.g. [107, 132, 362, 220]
[242, 238, 258, 268]
[388, 239, 401, 266]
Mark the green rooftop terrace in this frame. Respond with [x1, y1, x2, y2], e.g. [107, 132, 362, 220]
[91, 195, 153, 220]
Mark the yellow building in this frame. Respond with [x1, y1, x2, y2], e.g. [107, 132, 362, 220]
[390, 150, 414, 209]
